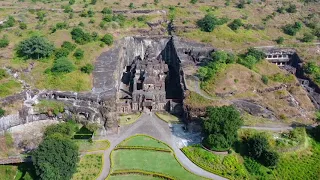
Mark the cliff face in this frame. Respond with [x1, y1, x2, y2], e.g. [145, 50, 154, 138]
[0, 36, 215, 133]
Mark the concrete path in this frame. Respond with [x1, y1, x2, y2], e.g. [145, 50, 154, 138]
[96, 113, 227, 180]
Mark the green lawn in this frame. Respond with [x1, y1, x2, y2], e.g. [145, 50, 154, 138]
[119, 113, 141, 125]
[75, 140, 110, 152]
[118, 135, 170, 150]
[109, 174, 162, 180]
[72, 154, 103, 180]
[181, 146, 248, 180]
[155, 112, 181, 124]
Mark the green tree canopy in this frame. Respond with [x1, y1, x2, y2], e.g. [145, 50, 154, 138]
[17, 36, 55, 59]
[246, 134, 269, 159]
[202, 106, 243, 150]
[51, 57, 75, 73]
[101, 34, 114, 46]
[70, 27, 92, 44]
[32, 134, 79, 180]
[197, 14, 227, 32]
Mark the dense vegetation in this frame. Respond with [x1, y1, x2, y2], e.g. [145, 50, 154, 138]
[32, 133, 79, 180]
[17, 36, 55, 59]
[202, 106, 243, 150]
[197, 14, 228, 32]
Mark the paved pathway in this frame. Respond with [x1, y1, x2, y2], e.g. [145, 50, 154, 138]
[96, 113, 227, 180]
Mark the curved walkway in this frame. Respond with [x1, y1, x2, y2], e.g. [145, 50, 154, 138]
[96, 113, 227, 180]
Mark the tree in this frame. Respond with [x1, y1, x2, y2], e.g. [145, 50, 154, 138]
[301, 32, 315, 42]
[61, 41, 76, 52]
[32, 134, 79, 180]
[51, 57, 75, 73]
[0, 35, 9, 48]
[197, 14, 227, 32]
[80, 64, 94, 74]
[202, 106, 243, 150]
[17, 36, 55, 59]
[275, 36, 284, 44]
[101, 34, 114, 46]
[228, 19, 243, 30]
[73, 48, 84, 60]
[283, 22, 302, 36]
[44, 121, 77, 138]
[246, 134, 269, 159]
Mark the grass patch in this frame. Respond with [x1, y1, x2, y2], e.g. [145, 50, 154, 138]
[72, 154, 103, 180]
[155, 112, 180, 123]
[118, 135, 170, 150]
[111, 149, 205, 180]
[0, 80, 21, 98]
[109, 174, 162, 180]
[181, 145, 248, 179]
[119, 113, 141, 125]
[75, 140, 110, 152]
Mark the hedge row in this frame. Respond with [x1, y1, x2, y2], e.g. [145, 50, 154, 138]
[114, 146, 171, 153]
[110, 169, 175, 180]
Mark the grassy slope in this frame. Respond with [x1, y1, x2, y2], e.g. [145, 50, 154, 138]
[118, 135, 170, 150]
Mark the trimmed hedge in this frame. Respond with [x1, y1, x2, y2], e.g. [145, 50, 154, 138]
[111, 169, 175, 180]
[114, 146, 171, 153]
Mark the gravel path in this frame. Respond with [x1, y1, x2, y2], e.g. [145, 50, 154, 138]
[96, 113, 227, 180]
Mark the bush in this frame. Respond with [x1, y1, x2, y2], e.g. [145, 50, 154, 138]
[101, 7, 112, 14]
[238, 55, 257, 69]
[71, 27, 92, 44]
[80, 64, 94, 74]
[275, 36, 284, 44]
[0, 69, 8, 80]
[277, 7, 285, 14]
[0, 16, 15, 29]
[51, 57, 75, 73]
[69, 0, 75, 5]
[0, 107, 5, 117]
[101, 34, 114, 45]
[36, 11, 46, 22]
[228, 19, 243, 30]
[190, 0, 198, 4]
[202, 106, 243, 150]
[129, 3, 135, 9]
[286, 4, 297, 13]
[17, 36, 55, 59]
[73, 48, 84, 60]
[19, 22, 27, 30]
[55, 48, 70, 59]
[0, 35, 9, 48]
[197, 14, 228, 32]
[245, 47, 266, 61]
[63, 5, 73, 13]
[261, 75, 268, 85]
[283, 22, 302, 36]
[261, 150, 279, 167]
[44, 121, 78, 138]
[246, 134, 269, 159]
[301, 32, 315, 42]
[61, 41, 76, 52]
[91, 0, 97, 5]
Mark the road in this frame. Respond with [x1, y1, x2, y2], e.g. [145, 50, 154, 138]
[96, 113, 227, 180]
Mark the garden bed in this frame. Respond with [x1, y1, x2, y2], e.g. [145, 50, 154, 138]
[72, 154, 103, 180]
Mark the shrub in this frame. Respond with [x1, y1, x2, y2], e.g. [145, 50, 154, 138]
[70, 27, 92, 44]
[237, 1, 245, 9]
[55, 22, 68, 30]
[286, 4, 297, 13]
[154, 0, 159, 5]
[51, 57, 75, 73]
[73, 48, 84, 60]
[301, 32, 315, 42]
[228, 19, 243, 30]
[80, 64, 94, 74]
[0, 107, 5, 117]
[129, 3, 135, 9]
[197, 14, 228, 32]
[246, 134, 269, 159]
[0, 35, 9, 48]
[91, 0, 97, 5]
[55, 48, 70, 59]
[190, 0, 198, 4]
[275, 36, 284, 44]
[277, 7, 285, 13]
[261, 75, 268, 85]
[137, 15, 147, 22]
[245, 47, 265, 61]
[61, 41, 76, 52]
[101, 7, 112, 14]
[238, 55, 257, 69]
[202, 106, 243, 150]
[17, 36, 55, 59]
[44, 121, 77, 138]
[283, 22, 302, 36]
[69, 0, 75, 5]
[101, 34, 114, 45]
[19, 22, 27, 29]
[261, 150, 279, 167]
[63, 5, 73, 13]
[36, 11, 46, 22]
[0, 16, 15, 29]
[0, 69, 8, 80]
